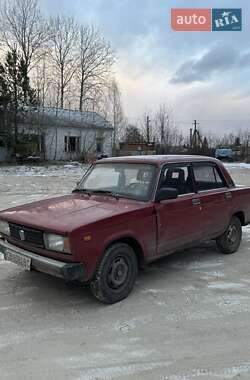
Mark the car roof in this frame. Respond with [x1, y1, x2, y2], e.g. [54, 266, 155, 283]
[99, 155, 220, 166]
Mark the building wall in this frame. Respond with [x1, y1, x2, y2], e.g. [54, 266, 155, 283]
[44, 126, 113, 161]
[103, 132, 113, 157]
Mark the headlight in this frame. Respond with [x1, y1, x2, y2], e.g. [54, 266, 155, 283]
[0, 220, 10, 236]
[44, 233, 71, 254]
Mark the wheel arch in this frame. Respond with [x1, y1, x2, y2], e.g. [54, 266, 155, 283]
[104, 237, 146, 269]
[233, 211, 245, 226]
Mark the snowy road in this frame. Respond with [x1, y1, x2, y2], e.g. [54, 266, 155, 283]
[1, 163, 250, 380]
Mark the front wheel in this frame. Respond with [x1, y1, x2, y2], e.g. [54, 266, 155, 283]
[216, 216, 242, 254]
[90, 243, 138, 304]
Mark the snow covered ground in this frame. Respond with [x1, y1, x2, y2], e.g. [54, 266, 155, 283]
[1, 162, 250, 380]
[0, 163, 88, 210]
[0, 162, 88, 177]
[225, 162, 250, 170]
[224, 163, 250, 187]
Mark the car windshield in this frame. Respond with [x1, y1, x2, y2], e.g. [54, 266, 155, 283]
[75, 162, 157, 201]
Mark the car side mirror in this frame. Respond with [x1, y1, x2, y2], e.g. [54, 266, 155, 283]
[156, 187, 178, 202]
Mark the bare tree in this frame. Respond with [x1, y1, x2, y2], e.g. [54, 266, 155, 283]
[0, 0, 46, 101]
[34, 52, 51, 107]
[48, 15, 78, 109]
[155, 104, 173, 144]
[123, 124, 144, 143]
[77, 25, 114, 112]
[80, 130, 109, 163]
[153, 103, 184, 152]
[100, 79, 124, 151]
[111, 81, 124, 150]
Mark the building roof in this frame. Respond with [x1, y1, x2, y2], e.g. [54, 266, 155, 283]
[20, 107, 113, 130]
[100, 155, 220, 166]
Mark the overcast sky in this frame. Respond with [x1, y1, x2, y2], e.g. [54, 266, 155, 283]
[40, 0, 250, 136]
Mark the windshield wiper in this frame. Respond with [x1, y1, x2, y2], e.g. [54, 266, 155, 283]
[72, 188, 91, 196]
[72, 188, 120, 199]
[89, 190, 120, 199]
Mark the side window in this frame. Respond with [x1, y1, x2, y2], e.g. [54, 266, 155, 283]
[160, 165, 194, 195]
[193, 164, 226, 191]
[214, 167, 224, 186]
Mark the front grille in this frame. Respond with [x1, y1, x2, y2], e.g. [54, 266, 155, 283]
[9, 223, 45, 248]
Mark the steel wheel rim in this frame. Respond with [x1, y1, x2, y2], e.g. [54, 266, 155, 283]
[227, 225, 238, 245]
[107, 256, 129, 290]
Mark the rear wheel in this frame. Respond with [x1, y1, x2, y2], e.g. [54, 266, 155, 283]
[90, 243, 138, 304]
[216, 216, 242, 254]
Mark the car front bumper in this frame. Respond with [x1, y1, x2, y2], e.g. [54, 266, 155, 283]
[0, 239, 85, 282]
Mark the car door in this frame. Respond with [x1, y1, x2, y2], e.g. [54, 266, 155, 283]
[192, 162, 231, 238]
[154, 163, 204, 256]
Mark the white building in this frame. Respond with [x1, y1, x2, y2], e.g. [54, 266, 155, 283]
[17, 107, 113, 161]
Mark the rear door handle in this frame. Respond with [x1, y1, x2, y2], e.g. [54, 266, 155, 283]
[192, 198, 201, 206]
[225, 192, 232, 200]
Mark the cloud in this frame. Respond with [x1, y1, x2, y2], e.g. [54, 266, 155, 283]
[38, 0, 250, 134]
[170, 45, 249, 84]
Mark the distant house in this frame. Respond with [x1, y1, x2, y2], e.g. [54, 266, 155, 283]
[13, 107, 113, 161]
[119, 142, 156, 156]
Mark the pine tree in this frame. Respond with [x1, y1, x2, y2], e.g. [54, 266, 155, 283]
[0, 59, 12, 143]
[0, 63, 11, 108]
[0, 48, 37, 147]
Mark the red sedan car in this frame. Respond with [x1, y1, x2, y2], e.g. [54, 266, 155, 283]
[0, 155, 249, 303]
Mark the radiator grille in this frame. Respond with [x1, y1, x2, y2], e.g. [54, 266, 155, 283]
[9, 224, 44, 248]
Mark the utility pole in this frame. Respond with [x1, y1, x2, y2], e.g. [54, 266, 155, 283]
[193, 120, 198, 148]
[189, 128, 193, 148]
[146, 116, 150, 144]
[193, 119, 202, 149]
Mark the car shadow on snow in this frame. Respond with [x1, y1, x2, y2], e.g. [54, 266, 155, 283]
[6, 268, 98, 309]
[147, 240, 220, 272]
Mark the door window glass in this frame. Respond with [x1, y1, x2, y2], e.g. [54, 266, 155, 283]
[193, 164, 226, 191]
[160, 165, 194, 195]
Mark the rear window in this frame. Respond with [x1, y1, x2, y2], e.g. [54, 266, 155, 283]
[193, 164, 226, 191]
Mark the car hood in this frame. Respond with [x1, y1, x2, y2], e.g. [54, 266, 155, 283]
[0, 194, 146, 234]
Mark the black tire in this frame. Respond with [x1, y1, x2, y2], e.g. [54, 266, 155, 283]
[90, 243, 138, 304]
[216, 216, 242, 254]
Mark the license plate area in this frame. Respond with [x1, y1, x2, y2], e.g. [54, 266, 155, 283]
[4, 249, 31, 270]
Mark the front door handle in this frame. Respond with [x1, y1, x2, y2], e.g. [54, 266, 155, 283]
[192, 198, 201, 206]
[225, 192, 232, 200]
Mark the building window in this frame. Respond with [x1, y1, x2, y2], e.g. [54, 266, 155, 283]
[64, 136, 80, 152]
